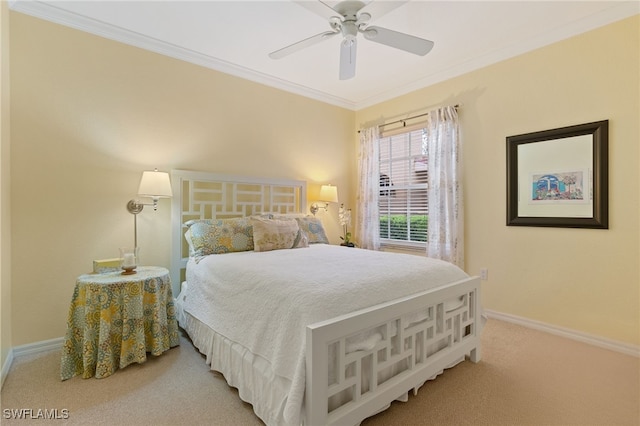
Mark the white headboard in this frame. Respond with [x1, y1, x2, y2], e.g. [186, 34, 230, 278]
[170, 170, 307, 294]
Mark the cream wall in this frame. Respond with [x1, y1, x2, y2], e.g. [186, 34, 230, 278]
[9, 13, 354, 346]
[356, 15, 639, 346]
[1, 0, 13, 373]
[7, 11, 639, 350]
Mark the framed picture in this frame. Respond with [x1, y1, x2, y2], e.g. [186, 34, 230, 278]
[506, 120, 608, 228]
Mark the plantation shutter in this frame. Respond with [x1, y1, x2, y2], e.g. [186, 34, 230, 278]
[378, 128, 428, 244]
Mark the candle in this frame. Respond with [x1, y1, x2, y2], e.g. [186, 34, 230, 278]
[122, 253, 136, 267]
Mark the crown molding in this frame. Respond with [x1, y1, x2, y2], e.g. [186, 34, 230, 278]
[9, 1, 639, 111]
[354, 1, 640, 109]
[9, 0, 359, 110]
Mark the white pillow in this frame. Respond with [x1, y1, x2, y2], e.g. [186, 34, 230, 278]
[251, 217, 302, 252]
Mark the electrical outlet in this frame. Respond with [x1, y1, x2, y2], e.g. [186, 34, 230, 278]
[480, 268, 488, 281]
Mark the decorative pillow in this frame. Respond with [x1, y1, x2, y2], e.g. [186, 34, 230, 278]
[272, 213, 309, 219]
[184, 228, 195, 257]
[293, 229, 309, 248]
[295, 217, 329, 244]
[185, 218, 254, 256]
[251, 217, 301, 252]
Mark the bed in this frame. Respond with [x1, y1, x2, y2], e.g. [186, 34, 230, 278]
[170, 170, 482, 426]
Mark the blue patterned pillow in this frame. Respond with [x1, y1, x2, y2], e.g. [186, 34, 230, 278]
[185, 218, 254, 256]
[295, 217, 329, 244]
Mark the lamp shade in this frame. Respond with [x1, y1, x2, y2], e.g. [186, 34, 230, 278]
[319, 184, 338, 203]
[137, 170, 172, 199]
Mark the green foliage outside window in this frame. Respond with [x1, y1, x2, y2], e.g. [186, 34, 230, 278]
[380, 215, 428, 242]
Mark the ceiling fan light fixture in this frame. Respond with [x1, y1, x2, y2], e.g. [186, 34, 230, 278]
[357, 12, 371, 25]
[341, 38, 356, 48]
[363, 28, 378, 40]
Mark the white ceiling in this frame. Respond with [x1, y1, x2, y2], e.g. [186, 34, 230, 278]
[9, 0, 639, 110]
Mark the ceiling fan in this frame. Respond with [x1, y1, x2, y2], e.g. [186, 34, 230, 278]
[269, 0, 434, 80]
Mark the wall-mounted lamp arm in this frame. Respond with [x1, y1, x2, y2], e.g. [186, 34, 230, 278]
[126, 197, 161, 215]
[310, 202, 330, 216]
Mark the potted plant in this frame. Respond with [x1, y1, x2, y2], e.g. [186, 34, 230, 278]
[339, 204, 355, 247]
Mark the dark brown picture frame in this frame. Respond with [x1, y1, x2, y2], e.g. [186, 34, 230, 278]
[506, 120, 608, 229]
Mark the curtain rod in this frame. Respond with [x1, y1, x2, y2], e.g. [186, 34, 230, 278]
[380, 104, 459, 129]
[358, 104, 459, 133]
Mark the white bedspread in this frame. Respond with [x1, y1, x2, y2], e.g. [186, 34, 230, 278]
[181, 244, 469, 425]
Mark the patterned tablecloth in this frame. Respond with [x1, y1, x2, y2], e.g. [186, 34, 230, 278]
[61, 266, 180, 380]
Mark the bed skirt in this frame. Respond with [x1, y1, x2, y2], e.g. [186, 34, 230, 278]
[176, 293, 465, 425]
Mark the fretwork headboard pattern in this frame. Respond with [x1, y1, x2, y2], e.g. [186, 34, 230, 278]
[170, 170, 307, 295]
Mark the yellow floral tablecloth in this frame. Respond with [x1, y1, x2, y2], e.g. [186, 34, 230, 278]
[60, 266, 180, 380]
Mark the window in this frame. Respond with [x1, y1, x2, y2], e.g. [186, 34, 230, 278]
[378, 128, 428, 247]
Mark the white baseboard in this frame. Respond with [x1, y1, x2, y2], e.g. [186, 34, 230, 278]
[485, 309, 640, 357]
[1, 337, 63, 388]
[12, 337, 64, 357]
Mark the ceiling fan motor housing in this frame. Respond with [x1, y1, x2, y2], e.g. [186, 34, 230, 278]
[341, 21, 358, 40]
[334, 1, 367, 20]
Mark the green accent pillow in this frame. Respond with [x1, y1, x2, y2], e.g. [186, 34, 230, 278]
[185, 218, 254, 256]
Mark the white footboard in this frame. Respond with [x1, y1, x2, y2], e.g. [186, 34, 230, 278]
[305, 276, 481, 426]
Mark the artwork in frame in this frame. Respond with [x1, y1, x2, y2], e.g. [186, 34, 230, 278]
[528, 170, 589, 205]
[506, 120, 608, 229]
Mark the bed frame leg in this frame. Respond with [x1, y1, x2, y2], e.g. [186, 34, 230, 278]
[469, 346, 482, 363]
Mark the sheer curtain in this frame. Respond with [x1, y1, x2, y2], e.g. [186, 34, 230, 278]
[356, 126, 380, 250]
[425, 106, 464, 267]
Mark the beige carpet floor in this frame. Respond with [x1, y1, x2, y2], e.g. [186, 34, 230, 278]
[1, 319, 638, 425]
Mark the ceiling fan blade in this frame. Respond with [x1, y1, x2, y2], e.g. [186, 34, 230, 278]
[269, 31, 338, 59]
[293, 0, 341, 21]
[339, 38, 357, 80]
[363, 26, 434, 56]
[357, 0, 408, 21]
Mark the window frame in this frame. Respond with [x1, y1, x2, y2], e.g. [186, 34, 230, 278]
[377, 126, 429, 250]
